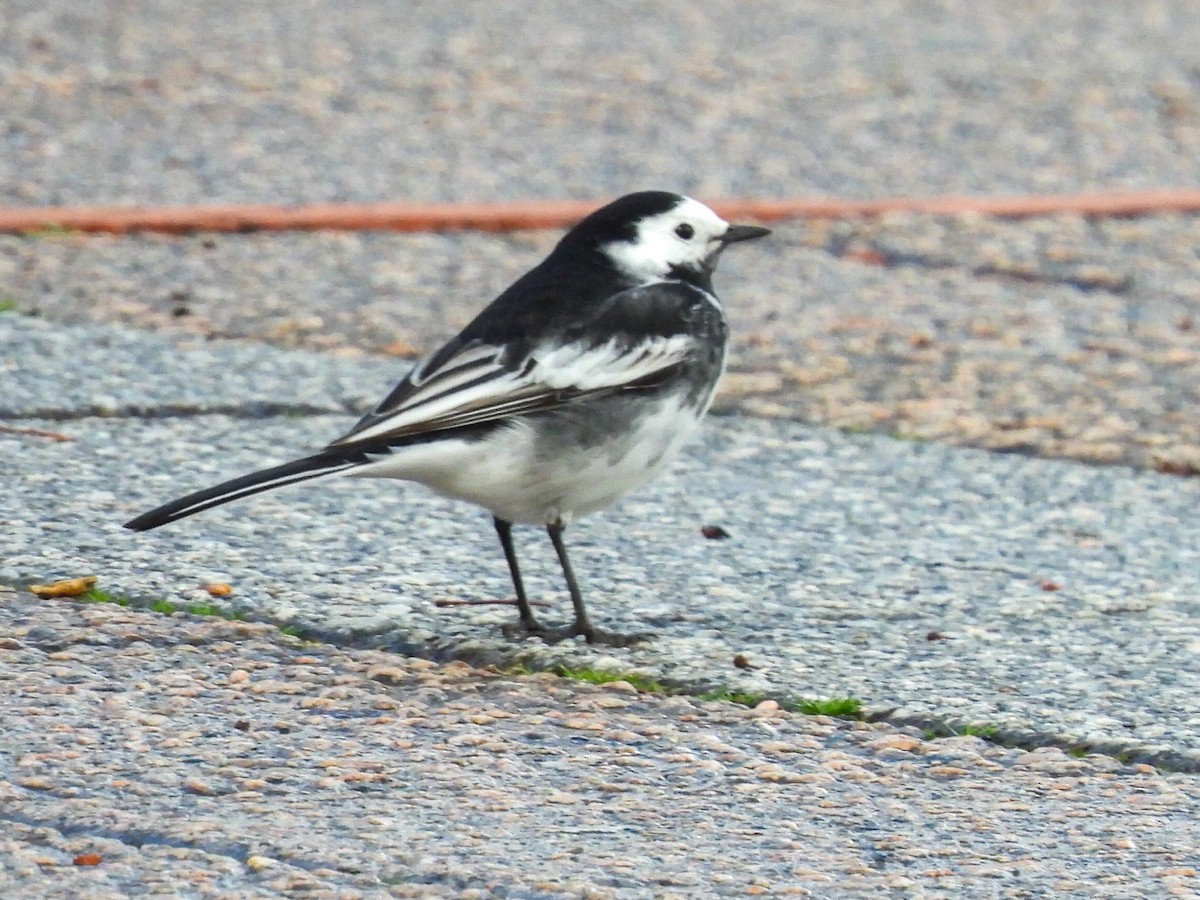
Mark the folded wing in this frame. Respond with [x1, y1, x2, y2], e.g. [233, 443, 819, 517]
[328, 283, 704, 450]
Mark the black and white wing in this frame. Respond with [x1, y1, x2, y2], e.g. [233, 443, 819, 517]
[327, 281, 710, 449]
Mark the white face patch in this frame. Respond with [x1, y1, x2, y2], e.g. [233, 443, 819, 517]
[602, 196, 732, 283]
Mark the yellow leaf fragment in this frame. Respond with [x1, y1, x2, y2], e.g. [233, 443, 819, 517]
[29, 576, 98, 598]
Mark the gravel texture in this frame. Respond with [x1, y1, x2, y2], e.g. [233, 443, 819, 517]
[0, 306, 381, 420]
[4, 317, 1200, 774]
[5, 1, 1200, 207]
[2, 591, 1198, 899]
[5, 214, 1200, 472]
[5, 0, 1200, 471]
[6, 0, 1200, 893]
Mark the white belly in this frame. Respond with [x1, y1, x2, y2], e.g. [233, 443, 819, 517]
[347, 393, 705, 525]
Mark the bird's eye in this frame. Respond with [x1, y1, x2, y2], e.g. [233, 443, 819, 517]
[674, 223, 695, 240]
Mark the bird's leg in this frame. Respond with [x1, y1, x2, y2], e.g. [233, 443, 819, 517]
[546, 518, 594, 639]
[543, 519, 650, 647]
[497, 518, 649, 646]
[493, 517, 542, 632]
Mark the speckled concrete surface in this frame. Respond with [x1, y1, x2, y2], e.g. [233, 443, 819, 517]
[4, 317, 1199, 774]
[5, 0, 1200, 472]
[6, 214, 1200, 472]
[5, 0, 1200, 894]
[3, 593, 1198, 898]
[5, 1, 1200, 206]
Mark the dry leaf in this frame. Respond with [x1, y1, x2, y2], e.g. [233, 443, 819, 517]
[29, 576, 97, 598]
[382, 340, 420, 357]
[73, 853, 102, 867]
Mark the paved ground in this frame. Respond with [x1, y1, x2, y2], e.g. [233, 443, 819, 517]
[4, 314, 1200, 897]
[5, 1, 1200, 206]
[7, 214, 1200, 471]
[6, 0, 1200, 472]
[5, 313, 1200, 768]
[4, 0, 1200, 896]
[3, 593, 1198, 899]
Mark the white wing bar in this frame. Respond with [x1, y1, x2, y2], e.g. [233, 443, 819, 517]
[330, 334, 694, 446]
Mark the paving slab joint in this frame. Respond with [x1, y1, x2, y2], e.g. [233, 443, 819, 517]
[0, 401, 349, 424]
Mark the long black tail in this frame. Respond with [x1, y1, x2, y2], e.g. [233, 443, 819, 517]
[124, 453, 363, 532]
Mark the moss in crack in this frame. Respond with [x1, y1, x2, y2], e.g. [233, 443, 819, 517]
[923, 722, 999, 741]
[143, 598, 246, 620]
[522, 665, 863, 721]
[76, 588, 282, 629]
[960, 723, 998, 739]
[792, 696, 863, 718]
[80, 588, 131, 607]
[695, 690, 863, 719]
[553, 665, 666, 694]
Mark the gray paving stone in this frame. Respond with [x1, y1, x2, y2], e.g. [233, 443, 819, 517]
[4, 318, 1198, 771]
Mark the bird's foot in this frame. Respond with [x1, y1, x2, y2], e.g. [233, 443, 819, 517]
[502, 619, 652, 647]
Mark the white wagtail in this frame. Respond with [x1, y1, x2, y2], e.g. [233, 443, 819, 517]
[125, 191, 770, 645]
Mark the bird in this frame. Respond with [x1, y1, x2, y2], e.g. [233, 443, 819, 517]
[124, 191, 770, 645]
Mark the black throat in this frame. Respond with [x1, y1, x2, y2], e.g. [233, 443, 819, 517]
[666, 263, 716, 294]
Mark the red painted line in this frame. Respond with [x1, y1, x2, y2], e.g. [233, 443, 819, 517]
[1, 190, 1199, 235]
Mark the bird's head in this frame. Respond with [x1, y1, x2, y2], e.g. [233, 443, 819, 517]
[562, 191, 770, 287]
